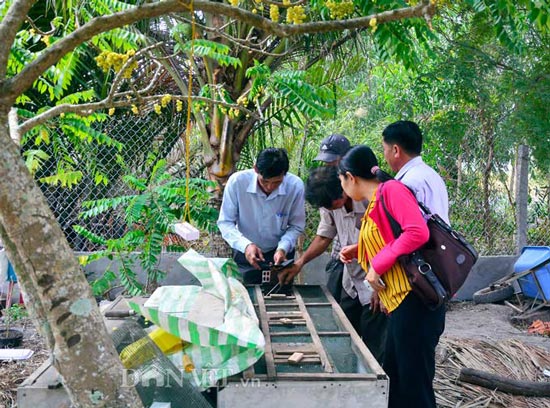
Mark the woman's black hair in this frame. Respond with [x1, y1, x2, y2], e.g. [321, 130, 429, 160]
[338, 145, 394, 183]
[256, 148, 289, 178]
[305, 166, 343, 209]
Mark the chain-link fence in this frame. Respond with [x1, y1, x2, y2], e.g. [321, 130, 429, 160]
[27, 114, 550, 257]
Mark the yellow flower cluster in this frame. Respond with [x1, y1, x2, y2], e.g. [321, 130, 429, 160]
[131, 105, 139, 115]
[109, 108, 115, 115]
[229, 0, 238, 6]
[286, 5, 306, 24]
[228, 108, 240, 119]
[369, 17, 377, 32]
[95, 50, 138, 79]
[154, 104, 162, 115]
[270, 4, 280, 22]
[326, 1, 354, 20]
[237, 95, 249, 106]
[176, 100, 183, 112]
[161, 94, 172, 108]
[283, 0, 290, 5]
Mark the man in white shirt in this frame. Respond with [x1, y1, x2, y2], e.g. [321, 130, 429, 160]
[217, 148, 306, 283]
[382, 120, 450, 224]
[382, 120, 449, 407]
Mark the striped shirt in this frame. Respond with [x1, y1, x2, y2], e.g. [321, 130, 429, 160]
[358, 189, 411, 313]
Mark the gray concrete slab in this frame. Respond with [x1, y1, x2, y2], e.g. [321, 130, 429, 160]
[80, 251, 519, 301]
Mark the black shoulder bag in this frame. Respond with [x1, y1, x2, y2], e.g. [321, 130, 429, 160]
[379, 183, 478, 310]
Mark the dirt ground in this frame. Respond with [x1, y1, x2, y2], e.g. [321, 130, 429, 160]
[444, 301, 550, 352]
[1, 301, 549, 407]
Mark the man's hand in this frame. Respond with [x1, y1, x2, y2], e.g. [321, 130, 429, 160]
[278, 261, 301, 285]
[273, 249, 287, 265]
[366, 267, 385, 292]
[339, 244, 358, 264]
[245, 243, 265, 270]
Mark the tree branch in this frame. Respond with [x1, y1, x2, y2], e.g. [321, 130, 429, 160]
[0, 0, 37, 79]
[3, 0, 434, 103]
[18, 93, 257, 134]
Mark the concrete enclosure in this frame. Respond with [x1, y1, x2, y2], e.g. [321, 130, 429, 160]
[80, 252, 518, 301]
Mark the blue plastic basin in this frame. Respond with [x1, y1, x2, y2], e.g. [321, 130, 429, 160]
[514, 246, 550, 301]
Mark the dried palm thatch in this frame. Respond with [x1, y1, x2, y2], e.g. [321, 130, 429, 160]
[436, 337, 550, 407]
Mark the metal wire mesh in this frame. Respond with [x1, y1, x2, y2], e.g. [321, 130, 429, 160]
[28, 113, 550, 256]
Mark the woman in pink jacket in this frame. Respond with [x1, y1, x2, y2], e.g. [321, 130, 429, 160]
[338, 145, 445, 408]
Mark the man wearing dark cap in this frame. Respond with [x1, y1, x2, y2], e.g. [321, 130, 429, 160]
[312, 134, 351, 301]
[314, 134, 351, 165]
[280, 133, 351, 302]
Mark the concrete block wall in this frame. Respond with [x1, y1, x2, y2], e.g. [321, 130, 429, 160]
[80, 251, 518, 301]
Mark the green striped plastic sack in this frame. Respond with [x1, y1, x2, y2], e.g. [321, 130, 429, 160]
[129, 249, 265, 389]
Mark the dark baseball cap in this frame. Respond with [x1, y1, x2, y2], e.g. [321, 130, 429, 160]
[314, 134, 351, 162]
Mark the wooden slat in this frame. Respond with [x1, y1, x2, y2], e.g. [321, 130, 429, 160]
[242, 365, 255, 379]
[274, 356, 321, 365]
[270, 331, 310, 336]
[317, 331, 350, 336]
[266, 311, 303, 316]
[300, 302, 332, 306]
[269, 320, 306, 326]
[293, 287, 334, 373]
[272, 343, 317, 355]
[276, 372, 380, 381]
[319, 285, 386, 377]
[263, 303, 300, 307]
[254, 285, 277, 380]
[227, 372, 378, 382]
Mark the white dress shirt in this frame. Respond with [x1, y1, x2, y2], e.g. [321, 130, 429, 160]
[395, 156, 450, 224]
[217, 169, 306, 254]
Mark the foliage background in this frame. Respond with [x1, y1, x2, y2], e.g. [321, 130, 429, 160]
[11, 0, 550, 259]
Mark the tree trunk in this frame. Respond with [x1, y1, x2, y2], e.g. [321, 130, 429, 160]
[0, 112, 142, 407]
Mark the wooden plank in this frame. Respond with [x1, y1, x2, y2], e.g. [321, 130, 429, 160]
[288, 352, 304, 364]
[226, 372, 378, 382]
[270, 331, 310, 336]
[293, 287, 334, 373]
[300, 302, 332, 306]
[269, 321, 306, 326]
[274, 356, 321, 365]
[319, 285, 385, 377]
[263, 303, 299, 307]
[317, 331, 350, 337]
[276, 372, 380, 381]
[266, 311, 303, 316]
[272, 343, 317, 355]
[255, 285, 277, 380]
[242, 365, 255, 379]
